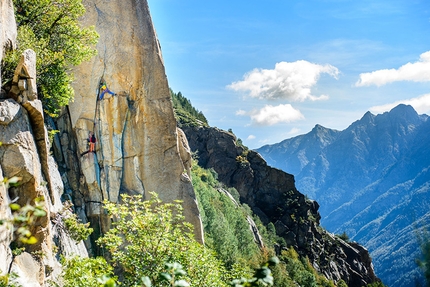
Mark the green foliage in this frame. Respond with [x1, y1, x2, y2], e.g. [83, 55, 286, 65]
[170, 90, 208, 127]
[236, 154, 250, 168]
[191, 164, 260, 270]
[47, 129, 59, 145]
[0, 273, 21, 287]
[191, 163, 337, 287]
[58, 256, 116, 287]
[55, 183, 339, 287]
[59, 202, 93, 242]
[142, 263, 190, 287]
[11, 247, 25, 256]
[336, 231, 350, 242]
[277, 248, 335, 287]
[236, 138, 248, 151]
[230, 257, 279, 287]
[97, 192, 227, 287]
[6, 190, 47, 245]
[2, 0, 98, 115]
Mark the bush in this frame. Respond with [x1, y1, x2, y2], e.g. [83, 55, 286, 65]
[97, 192, 228, 287]
[59, 203, 93, 242]
[2, 0, 98, 115]
[58, 256, 115, 287]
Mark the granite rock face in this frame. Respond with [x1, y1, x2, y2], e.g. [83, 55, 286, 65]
[53, 0, 203, 246]
[0, 3, 87, 281]
[0, 98, 88, 285]
[183, 125, 380, 287]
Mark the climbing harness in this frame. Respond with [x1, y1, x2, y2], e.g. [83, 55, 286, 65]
[98, 79, 115, 100]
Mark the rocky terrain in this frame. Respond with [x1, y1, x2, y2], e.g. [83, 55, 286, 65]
[183, 126, 379, 286]
[0, 0, 383, 285]
[54, 0, 203, 247]
[1, 0, 200, 284]
[257, 104, 430, 286]
[1, 2, 87, 284]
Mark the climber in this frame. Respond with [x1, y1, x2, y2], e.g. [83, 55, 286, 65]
[98, 80, 115, 100]
[88, 132, 96, 152]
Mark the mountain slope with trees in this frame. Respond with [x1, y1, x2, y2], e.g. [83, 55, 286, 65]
[256, 104, 430, 286]
[173, 92, 381, 286]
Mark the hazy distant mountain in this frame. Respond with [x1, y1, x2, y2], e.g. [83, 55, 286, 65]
[256, 104, 430, 287]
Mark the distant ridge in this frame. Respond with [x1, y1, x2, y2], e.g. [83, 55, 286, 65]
[257, 124, 340, 188]
[256, 104, 430, 287]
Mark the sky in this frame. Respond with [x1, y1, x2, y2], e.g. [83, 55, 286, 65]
[148, 0, 430, 149]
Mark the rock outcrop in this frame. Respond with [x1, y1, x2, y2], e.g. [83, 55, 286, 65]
[53, 0, 203, 247]
[0, 3, 87, 283]
[0, 84, 87, 286]
[183, 125, 380, 287]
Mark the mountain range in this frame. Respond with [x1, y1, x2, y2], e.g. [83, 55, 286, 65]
[0, 0, 382, 285]
[256, 104, 430, 287]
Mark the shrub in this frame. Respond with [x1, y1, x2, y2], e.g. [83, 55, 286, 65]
[97, 192, 228, 287]
[2, 0, 98, 115]
[58, 256, 115, 287]
[54, 202, 93, 242]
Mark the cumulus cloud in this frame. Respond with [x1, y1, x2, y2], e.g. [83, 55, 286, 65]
[236, 104, 304, 126]
[356, 51, 430, 87]
[227, 61, 339, 102]
[369, 94, 430, 114]
[246, 135, 256, 140]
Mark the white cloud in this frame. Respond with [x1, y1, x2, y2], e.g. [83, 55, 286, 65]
[235, 109, 246, 116]
[369, 93, 430, 114]
[246, 135, 256, 140]
[237, 104, 305, 126]
[227, 61, 339, 102]
[356, 51, 430, 87]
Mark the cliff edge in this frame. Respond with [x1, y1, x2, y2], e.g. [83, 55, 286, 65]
[183, 125, 380, 287]
[53, 0, 203, 248]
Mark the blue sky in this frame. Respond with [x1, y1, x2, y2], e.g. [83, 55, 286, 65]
[148, 0, 430, 149]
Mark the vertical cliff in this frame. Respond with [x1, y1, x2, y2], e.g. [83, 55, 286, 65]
[53, 0, 203, 247]
[1, 2, 88, 284]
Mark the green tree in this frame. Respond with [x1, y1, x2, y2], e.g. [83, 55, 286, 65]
[170, 89, 208, 127]
[2, 0, 98, 115]
[97, 192, 228, 287]
[191, 164, 260, 270]
[58, 256, 116, 287]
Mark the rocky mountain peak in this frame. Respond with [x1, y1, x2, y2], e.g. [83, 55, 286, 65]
[310, 124, 339, 145]
[257, 104, 430, 286]
[389, 103, 418, 117]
